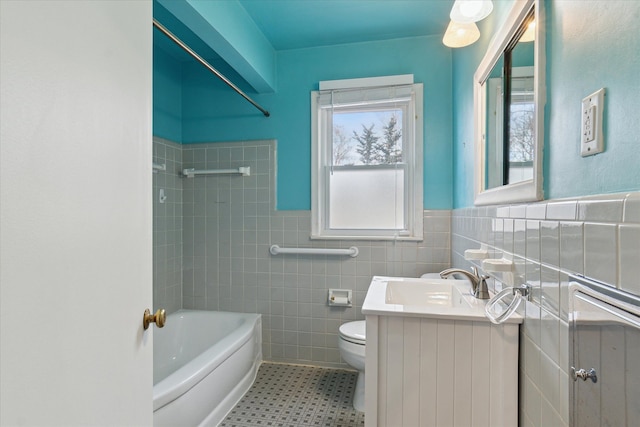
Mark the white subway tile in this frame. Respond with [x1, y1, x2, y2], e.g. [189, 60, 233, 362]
[526, 220, 541, 262]
[558, 272, 571, 322]
[527, 260, 542, 305]
[584, 222, 618, 286]
[546, 201, 577, 220]
[496, 206, 510, 218]
[558, 320, 569, 375]
[560, 222, 584, 275]
[526, 203, 547, 219]
[541, 394, 566, 427]
[523, 373, 542, 426]
[511, 255, 527, 287]
[503, 218, 515, 255]
[539, 351, 560, 409]
[510, 204, 527, 219]
[540, 308, 560, 365]
[514, 219, 527, 258]
[541, 265, 560, 317]
[493, 218, 504, 250]
[623, 192, 640, 223]
[577, 197, 624, 222]
[524, 299, 542, 348]
[540, 221, 560, 268]
[619, 224, 640, 294]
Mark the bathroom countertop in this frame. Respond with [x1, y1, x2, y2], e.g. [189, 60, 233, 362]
[362, 275, 523, 323]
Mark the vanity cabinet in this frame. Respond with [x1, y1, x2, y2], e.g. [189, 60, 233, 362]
[364, 315, 519, 427]
[362, 276, 522, 427]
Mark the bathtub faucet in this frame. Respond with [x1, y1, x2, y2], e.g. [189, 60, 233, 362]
[439, 266, 490, 299]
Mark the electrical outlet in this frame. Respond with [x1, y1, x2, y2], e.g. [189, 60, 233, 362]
[584, 105, 595, 142]
[581, 88, 605, 157]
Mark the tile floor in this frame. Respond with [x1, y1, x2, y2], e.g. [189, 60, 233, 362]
[221, 362, 365, 427]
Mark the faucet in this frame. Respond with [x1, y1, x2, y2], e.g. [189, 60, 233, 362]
[439, 266, 490, 299]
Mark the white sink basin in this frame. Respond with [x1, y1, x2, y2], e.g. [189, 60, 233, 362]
[363, 276, 521, 322]
[385, 279, 470, 308]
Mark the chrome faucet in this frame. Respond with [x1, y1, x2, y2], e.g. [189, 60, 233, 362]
[439, 266, 490, 299]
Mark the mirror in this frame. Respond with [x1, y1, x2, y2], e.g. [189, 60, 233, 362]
[474, 0, 544, 205]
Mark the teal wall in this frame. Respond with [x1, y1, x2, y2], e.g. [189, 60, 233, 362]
[452, 0, 640, 208]
[545, 0, 640, 199]
[153, 44, 182, 142]
[178, 36, 453, 210]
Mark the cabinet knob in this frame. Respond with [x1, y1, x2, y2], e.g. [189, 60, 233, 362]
[572, 367, 597, 383]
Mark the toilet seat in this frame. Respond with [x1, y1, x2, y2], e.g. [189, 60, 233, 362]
[339, 320, 366, 345]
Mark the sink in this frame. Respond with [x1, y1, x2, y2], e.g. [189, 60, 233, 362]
[363, 276, 522, 322]
[385, 279, 470, 308]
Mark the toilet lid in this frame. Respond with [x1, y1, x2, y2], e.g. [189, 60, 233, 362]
[339, 320, 366, 345]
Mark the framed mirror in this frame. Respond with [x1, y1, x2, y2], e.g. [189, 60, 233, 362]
[474, 0, 545, 205]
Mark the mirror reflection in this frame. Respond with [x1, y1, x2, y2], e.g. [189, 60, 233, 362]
[484, 8, 536, 190]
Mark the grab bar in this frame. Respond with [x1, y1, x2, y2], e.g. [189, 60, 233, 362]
[269, 245, 359, 257]
[182, 167, 250, 178]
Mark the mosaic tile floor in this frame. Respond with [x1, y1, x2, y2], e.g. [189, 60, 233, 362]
[221, 362, 365, 427]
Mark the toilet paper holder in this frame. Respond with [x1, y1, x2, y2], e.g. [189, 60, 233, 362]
[328, 289, 352, 307]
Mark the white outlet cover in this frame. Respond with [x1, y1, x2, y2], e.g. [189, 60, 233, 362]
[581, 88, 605, 157]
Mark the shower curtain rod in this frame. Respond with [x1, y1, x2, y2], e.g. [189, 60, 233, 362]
[153, 19, 270, 118]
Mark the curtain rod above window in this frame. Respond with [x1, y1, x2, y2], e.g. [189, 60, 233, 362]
[153, 19, 270, 118]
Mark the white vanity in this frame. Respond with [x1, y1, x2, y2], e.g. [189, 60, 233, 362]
[362, 276, 522, 427]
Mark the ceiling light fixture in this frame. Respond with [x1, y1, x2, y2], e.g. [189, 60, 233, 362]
[450, 0, 494, 23]
[442, 20, 481, 48]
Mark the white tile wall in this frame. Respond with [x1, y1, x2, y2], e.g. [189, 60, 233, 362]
[153, 137, 183, 314]
[155, 138, 451, 368]
[584, 222, 618, 285]
[452, 191, 640, 427]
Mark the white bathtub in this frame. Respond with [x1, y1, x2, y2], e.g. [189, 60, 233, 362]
[153, 310, 262, 427]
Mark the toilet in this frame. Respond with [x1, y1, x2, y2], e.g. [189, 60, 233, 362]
[338, 320, 366, 412]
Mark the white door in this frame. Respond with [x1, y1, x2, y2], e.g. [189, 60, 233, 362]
[1, 1, 153, 425]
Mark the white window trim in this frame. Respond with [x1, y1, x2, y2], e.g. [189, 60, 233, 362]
[311, 75, 423, 241]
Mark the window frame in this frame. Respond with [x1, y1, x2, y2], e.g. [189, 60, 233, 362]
[311, 76, 423, 241]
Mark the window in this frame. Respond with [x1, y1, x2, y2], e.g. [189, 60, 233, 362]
[311, 75, 423, 240]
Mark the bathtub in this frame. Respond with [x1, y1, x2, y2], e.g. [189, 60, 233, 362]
[153, 310, 262, 427]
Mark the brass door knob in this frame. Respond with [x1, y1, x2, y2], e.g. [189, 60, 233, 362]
[143, 308, 166, 330]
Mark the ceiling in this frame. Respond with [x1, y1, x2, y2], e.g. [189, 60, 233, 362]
[153, 0, 454, 90]
[238, 0, 453, 50]
[154, 0, 453, 61]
